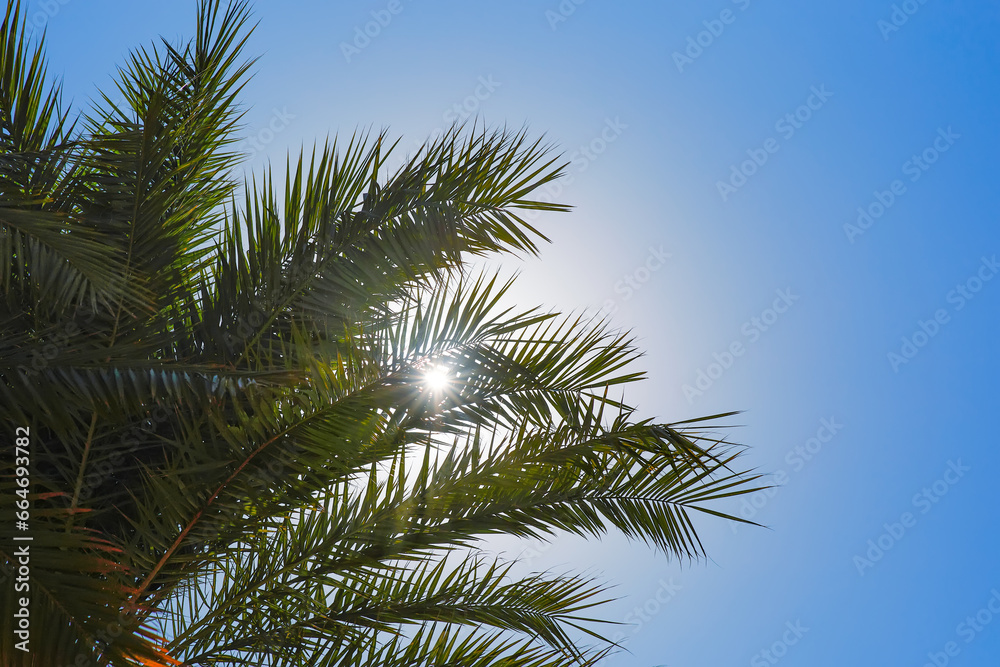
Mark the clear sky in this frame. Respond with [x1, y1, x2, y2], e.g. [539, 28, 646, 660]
[31, 0, 1000, 664]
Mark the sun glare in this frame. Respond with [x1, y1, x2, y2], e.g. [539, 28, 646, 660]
[423, 365, 452, 392]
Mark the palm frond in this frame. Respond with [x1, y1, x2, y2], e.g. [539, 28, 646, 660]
[1, 2, 767, 665]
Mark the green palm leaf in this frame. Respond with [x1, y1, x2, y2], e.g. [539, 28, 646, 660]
[0, 2, 767, 665]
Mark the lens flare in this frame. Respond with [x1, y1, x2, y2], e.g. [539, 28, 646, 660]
[423, 365, 451, 392]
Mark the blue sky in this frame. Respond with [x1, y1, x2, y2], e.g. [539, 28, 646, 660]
[30, 0, 1000, 664]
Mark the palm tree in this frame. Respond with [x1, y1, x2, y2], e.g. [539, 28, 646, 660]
[0, 1, 763, 665]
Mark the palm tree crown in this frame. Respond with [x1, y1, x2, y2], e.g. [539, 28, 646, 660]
[0, 2, 763, 665]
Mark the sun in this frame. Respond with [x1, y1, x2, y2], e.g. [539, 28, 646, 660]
[423, 365, 452, 393]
